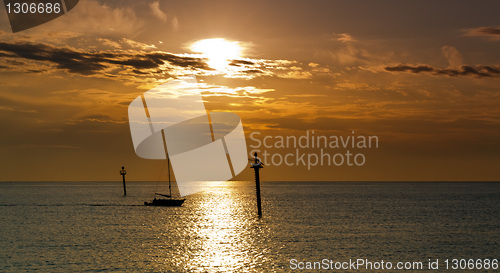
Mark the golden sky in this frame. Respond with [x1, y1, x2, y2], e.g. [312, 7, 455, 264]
[0, 0, 499, 181]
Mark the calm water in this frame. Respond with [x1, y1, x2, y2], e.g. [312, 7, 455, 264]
[0, 182, 498, 272]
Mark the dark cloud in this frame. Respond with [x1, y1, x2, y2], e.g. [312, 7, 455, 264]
[478, 27, 500, 35]
[0, 41, 212, 76]
[132, 69, 149, 75]
[385, 64, 500, 78]
[27, 69, 46, 73]
[0, 41, 318, 81]
[0, 42, 105, 75]
[385, 65, 433, 73]
[463, 26, 500, 38]
[144, 52, 212, 70]
[229, 59, 255, 66]
[244, 69, 264, 74]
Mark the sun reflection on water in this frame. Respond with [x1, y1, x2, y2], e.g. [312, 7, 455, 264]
[189, 181, 259, 272]
[149, 181, 270, 272]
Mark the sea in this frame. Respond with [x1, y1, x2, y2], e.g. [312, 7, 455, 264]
[0, 182, 498, 272]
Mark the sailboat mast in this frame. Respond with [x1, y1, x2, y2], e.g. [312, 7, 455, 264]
[160, 129, 172, 197]
[168, 154, 172, 197]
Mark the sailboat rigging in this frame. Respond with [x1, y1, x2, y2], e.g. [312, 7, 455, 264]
[144, 129, 186, 206]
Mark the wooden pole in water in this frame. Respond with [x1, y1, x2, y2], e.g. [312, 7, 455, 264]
[251, 152, 263, 217]
[120, 166, 127, 196]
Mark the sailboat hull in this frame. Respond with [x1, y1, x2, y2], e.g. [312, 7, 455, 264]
[144, 198, 185, 206]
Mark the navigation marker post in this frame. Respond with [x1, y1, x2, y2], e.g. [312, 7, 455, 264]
[120, 166, 127, 196]
[251, 152, 264, 217]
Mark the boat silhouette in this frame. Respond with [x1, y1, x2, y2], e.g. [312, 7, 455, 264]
[144, 130, 185, 207]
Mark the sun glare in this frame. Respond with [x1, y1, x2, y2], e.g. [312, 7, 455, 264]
[191, 38, 242, 71]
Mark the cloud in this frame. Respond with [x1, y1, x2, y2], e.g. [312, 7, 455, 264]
[230, 58, 331, 79]
[0, 39, 336, 82]
[0, 1, 145, 47]
[0, 42, 106, 75]
[171, 16, 179, 31]
[149, 1, 168, 23]
[441, 46, 463, 68]
[0, 41, 210, 76]
[0, 105, 37, 113]
[332, 33, 356, 43]
[325, 33, 387, 66]
[120, 38, 156, 50]
[278, 70, 312, 79]
[229, 60, 255, 66]
[385, 64, 500, 78]
[463, 26, 500, 40]
[98, 38, 122, 49]
[148, 1, 179, 31]
[385, 65, 434, 73]
[335, 82, 379, 91]
[45, 0, 143, 36]
[199, 84, 274, 103]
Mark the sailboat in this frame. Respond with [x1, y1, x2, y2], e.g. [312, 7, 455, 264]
[144, 131, 186, 206]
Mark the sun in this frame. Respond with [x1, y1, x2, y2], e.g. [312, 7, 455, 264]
[191, 38, 242, 71]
